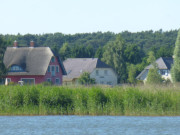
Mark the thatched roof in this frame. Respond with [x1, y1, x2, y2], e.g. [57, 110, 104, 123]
[3, 47, 66, 75]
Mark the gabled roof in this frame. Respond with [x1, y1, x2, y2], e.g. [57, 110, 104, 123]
[145, 57, 173, 70]
[63, 58, 113, 81]
[3, 47, 66, 75]
[136, 57, 173, 80]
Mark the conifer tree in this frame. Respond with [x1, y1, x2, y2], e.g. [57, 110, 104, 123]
[171, 29, 180, 83]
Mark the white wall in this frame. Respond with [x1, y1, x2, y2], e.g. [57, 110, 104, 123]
[159, 69, 172, 81]
[90, 68, 117, 85]
[140, 69, 172, 82]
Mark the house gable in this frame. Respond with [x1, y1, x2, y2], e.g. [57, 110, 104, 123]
[90, 68, 117, 85]
[44, 56, 64, 85]
[137, 57, 173, 81]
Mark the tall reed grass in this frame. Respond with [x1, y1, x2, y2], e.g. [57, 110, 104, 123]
[0, 85, 180, 116]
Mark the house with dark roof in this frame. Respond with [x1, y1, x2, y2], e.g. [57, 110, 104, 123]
[3, 41, 66, 85]
[63, 58, 117, 85]
[136, 57, 173, 82]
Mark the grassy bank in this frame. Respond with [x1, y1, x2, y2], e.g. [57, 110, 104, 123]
[0, 85, 180, 116]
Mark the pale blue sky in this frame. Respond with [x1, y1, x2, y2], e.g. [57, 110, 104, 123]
[0, 0, 179, 34]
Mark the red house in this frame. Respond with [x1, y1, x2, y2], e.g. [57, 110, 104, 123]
[3, 41, 66, 85]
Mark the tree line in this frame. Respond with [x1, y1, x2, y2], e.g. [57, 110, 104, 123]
[0, 29, 178, 83]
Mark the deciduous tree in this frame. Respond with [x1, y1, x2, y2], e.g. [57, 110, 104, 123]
[146, 51, 163, 84]
[78, 72, 96, 85]
[0, 36, 7, 83]
[102, 34, 127, 83]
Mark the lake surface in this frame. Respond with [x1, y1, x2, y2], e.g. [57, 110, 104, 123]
[0, 116, 180, 135]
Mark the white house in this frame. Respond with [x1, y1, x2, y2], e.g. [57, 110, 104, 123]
[63, 58, 117, 85]
[136, 57, 173, 82]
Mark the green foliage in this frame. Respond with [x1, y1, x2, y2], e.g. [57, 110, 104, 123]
[0, 36, 7, 83]
[125, 44, 144, 64]
[121, 29, 177, 53]
[0, 30, 178, 84]
[150, 46, 173, 59]
[59, 42, 71, 60]
[171, 29, 180, 83]
[127, 64, 137, 84]
[147, 51, 156, 64]
[146, 68, 163, 84]
[95, 46, 103, 59]
[0, 85, 180, 116]
[78, 72, 96, 85]
[102, 34, 127, 83]
[41, 81, 53, 86]
[146, 51, 163, 84]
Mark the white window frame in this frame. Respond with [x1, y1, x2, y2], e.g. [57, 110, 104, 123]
[10, 65, 23, 72]
[21, 78, 35, 84]
[51, 65, 55, 76]
[51, 56, 55, 62]
[55, 78, 60, 85]
[56, 66, 59, 73]
[48, 66, 51, 72]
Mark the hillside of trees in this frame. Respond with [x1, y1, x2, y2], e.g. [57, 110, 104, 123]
[0, 29, 178, 83]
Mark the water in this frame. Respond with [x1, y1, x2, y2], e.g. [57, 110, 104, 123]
[0, 116, 180, 135]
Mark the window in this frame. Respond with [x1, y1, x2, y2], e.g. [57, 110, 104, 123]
[160, 70, 166, 75]
[107, 82, 112, 85]
[51, 66, 55, 76]
[56, 66, 59, 72]
[100, 81, 104, 84]
[104, 70, 108, 75]
[55, 78, 60, 85]
[21, 78, 35, 85]
[47, 78, 51, 82]
[96, 70, 99, 76]
[10, 65, 24, 72]
[48, 66, 50, 72]
[51, 57, 55, 62]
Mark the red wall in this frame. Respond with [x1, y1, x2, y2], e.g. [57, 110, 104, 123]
[44, 56, 63, 84]
[6, 56, 63, 85]
[6, 75, 44, 84]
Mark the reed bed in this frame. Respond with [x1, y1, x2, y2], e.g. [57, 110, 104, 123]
[0, 85, 180, 116]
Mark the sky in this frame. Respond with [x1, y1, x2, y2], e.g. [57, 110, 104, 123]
[0, 0, 180, 35]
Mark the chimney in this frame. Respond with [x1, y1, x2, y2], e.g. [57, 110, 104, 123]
[30, 40, 34, 48]
[13, 40, 18, 48]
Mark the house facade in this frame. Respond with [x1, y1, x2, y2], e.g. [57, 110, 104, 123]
[63, 58, 117, 85]
[136, 57, 173, 82]
[3, 41, 66, 85]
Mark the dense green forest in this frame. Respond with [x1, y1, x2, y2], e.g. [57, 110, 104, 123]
[0, 29, 178, 83]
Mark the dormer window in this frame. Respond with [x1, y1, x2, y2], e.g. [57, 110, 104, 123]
[51, 56, 55, 62]
[9, 65, 24, 72]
